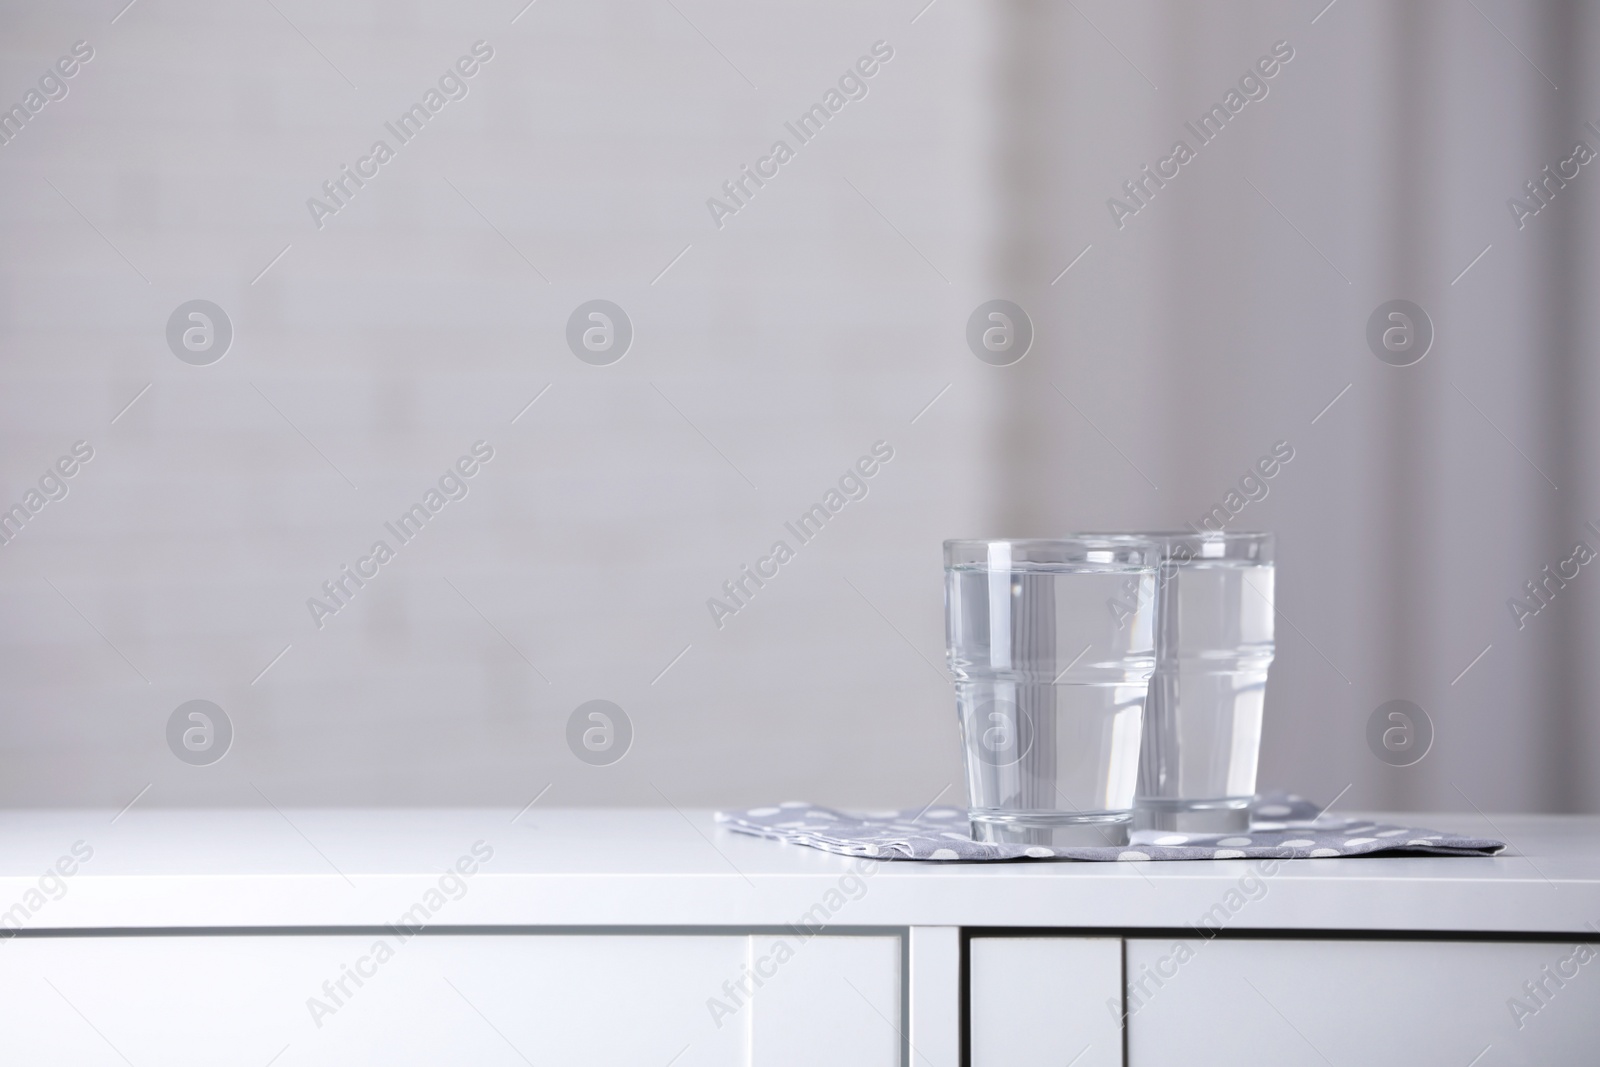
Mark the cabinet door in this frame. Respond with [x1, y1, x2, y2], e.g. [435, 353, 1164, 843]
[970, 937, 1123, 1067]
[0, 932, 901, 1066]
[749, 934, 902, 1067]
[1126, 937, 1600, 1067]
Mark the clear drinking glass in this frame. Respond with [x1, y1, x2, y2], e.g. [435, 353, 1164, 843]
[1135, 531, 1275, 832]
[944, 538, 1159, 847]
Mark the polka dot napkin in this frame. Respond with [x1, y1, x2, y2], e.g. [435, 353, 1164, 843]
[715, 794, 1504, 861]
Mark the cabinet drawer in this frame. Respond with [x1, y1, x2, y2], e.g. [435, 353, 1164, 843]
[970, 936, 1122, 1067]
[1126, 937, 1600, 1067]
[0, 932, 901, 1066]
[750, 933, 902, 1067]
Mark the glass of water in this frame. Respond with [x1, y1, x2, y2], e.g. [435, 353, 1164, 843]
[944, 538, 1159, 847]
[1134, 531, 1275, 832]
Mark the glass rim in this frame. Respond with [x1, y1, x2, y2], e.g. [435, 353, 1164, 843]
[1070, 529, 1273, 541]
[1067, 530, 1274, 562]
[943, 536, 1162, 567]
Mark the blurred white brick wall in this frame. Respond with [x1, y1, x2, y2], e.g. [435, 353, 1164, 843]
[2, 0, 1598, 814]
[0, 0, 1002, 807]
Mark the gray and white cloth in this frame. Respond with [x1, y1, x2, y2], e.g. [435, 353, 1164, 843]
[716, 793, 1504, 861]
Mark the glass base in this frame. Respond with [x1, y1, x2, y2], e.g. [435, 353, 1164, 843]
[970, 810, 1131, 847]
[1134, 797, 1251, 833]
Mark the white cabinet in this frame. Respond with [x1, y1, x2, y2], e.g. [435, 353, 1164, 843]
[964, 935, 1600, 1066]
[969, 937, 1123, 1067]
[0, 933, 902, 1067]
[749, 934, 902, 1067]
[5, 809, 1597, 1067]
[1125, 938, 1600, 1067]
[32, 929, 1597, 1065]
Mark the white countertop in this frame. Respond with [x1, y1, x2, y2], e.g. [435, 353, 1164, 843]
[2, 808, 1596, 935]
